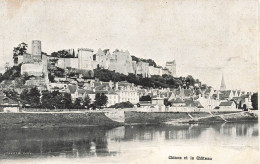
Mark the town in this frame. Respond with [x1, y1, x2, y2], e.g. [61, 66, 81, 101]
[0, 40, 258, 113]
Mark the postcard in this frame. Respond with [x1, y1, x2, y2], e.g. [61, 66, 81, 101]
[0, 0, 259, 163]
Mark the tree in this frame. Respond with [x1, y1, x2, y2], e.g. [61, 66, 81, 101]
[139, 95, 152, 101]
[41, 90, 72, 109]
[73, 98, 83, 109]
[0, 64, 22, 82]
[164, 98, 171, 106]
[83, 95, 91, 109]
[251, 93, 258, 110]
[3, 89, 19, 101]
[50, 50, 74, 58]
[20, 87, 40, 108]
[62, 93, 73, 109]
[13, 43, 28, 64]
[186, 75, 195, 88]
[94, 93, 108, 109]
[41, 90, 53, 109]
[109, 101, 134, 109]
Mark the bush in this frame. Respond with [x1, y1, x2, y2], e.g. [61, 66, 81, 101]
[109, 101, 134, 109]
[139, 95, 151, 101]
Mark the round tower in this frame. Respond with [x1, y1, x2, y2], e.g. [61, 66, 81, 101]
[32, 40, 41, 57]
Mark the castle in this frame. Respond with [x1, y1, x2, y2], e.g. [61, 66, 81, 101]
[17, 40, 48, 79]
[17, 40, 177, 78]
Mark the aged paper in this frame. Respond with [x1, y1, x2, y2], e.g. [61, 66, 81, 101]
[0, 0, 259, 163]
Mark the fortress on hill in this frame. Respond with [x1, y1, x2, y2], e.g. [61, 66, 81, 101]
[17, 40, 176, 78]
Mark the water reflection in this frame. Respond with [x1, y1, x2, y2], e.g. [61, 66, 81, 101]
[0, 122, 258, 159]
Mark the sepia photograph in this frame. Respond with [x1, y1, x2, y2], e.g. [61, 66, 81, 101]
[0, 0, 259, 163]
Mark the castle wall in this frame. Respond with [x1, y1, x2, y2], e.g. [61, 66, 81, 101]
[17, 56, 23, 65]
[107, 50, 135, 75]
[149, 66, 162, 76]
[78, 48, 94, 70]
[56, 58, 79, 69]
[23, 53, 34, 64]
[21, 63, 43, 76]
[132, 61, 137, 74]
[136, 61, 150, 78]
[96, 49, 110, 69]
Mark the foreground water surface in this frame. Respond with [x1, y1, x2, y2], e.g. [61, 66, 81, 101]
[0, 122, 258, 162]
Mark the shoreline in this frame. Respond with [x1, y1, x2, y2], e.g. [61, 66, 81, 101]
[0, 110, 257, 128]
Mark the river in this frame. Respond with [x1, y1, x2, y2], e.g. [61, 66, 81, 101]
[0, 122, 258, 163]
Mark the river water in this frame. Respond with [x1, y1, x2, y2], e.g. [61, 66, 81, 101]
[0, 122, 258, 163]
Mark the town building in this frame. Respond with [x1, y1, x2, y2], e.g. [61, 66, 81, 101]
[219, 101, 237, 110]
[115, 81, 139, 104]
[0, 92, 20, 112]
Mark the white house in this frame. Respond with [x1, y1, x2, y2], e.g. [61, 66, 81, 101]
[0, 96, 20, 113]
[115, 82, 139, 104]
[219, 101, 237, 110]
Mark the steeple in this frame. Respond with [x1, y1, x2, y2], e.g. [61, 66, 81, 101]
[220, 73, 226, 91]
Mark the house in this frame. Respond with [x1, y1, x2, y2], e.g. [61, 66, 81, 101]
[184, 99, 204, 108]
[0, 95, 20, 112]
[115, 82, 139, 104]
[151, 97, 166, 111]
[152, 97, 164, 106]
[170, 98, 186, 107]
[75, 89, 119, 107]
[220, 90, 234, 100]
[197, 95, 219, 109]
[219, 101, 237, 110]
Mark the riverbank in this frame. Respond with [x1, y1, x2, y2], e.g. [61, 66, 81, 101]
[0, 112, 123, 128]
[0, 110, 257, 128]
[124, 111, 258, 124]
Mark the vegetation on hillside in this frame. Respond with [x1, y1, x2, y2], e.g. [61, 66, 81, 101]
[91, 68, 197, 89]
[13, 43, 28, 64]
[0, 64, 23, 82]
[131, 55, 157, 67]
[51, 50, 75, 58]
[109, 101, 134, 109]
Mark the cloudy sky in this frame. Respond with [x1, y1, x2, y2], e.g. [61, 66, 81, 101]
[0, 0, 258, 91]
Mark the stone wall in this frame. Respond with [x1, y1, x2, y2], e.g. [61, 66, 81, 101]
[56, 58, 79, 69]
[21, 63, 43, 76]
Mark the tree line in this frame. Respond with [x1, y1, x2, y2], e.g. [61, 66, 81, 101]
[19, 87, 108, 110]
[91, 68, 200, 89]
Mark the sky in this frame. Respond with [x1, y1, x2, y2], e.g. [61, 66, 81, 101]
[0, 0, 258, 91]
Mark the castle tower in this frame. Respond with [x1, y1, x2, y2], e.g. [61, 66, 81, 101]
[220, 73, 226, 91]
[32, 40, 41, 56]
[78, 48, 94, 70]
[32, 40, 42, 61]
[166, 60, 176, 77]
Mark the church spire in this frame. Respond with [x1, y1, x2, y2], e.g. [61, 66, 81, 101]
[220, 73, 226, 91]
